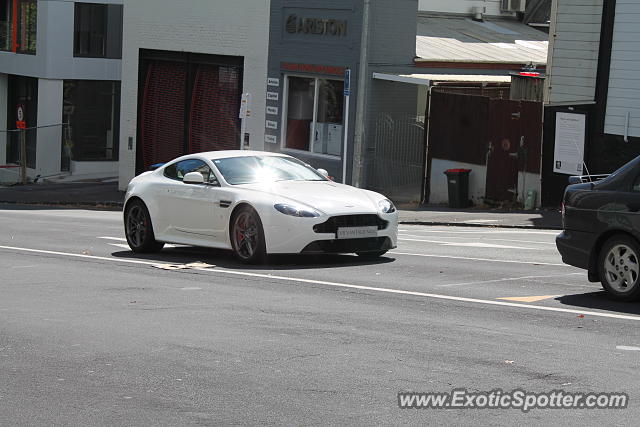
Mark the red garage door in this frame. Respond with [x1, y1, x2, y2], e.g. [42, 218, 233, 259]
[139, 57, 241, 172]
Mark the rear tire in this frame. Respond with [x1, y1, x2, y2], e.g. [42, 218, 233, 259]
[230, 206, 266, 264]
[598, 235, 640, 301]
[356, 250, 388, 259]
[124, 199, 165, 253]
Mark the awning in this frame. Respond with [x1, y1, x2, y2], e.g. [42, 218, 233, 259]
[372, 72, 512, 86]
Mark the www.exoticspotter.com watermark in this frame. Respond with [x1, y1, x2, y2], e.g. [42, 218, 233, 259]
[398, 389, 628, 412]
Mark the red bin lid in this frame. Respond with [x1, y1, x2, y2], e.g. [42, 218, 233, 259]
[444, 169, 471, 173]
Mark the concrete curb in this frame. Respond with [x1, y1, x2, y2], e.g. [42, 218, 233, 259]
[0, 201, 124, 210]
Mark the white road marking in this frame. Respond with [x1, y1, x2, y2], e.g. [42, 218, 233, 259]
[389, 251, 569, 267]
[462, 219, 500, 223]
[616, 346, 640, 351]
[99, 236, 178, 249]
[0, 244, 636, 322]
[438, 273, 584, 288]
[98, 237, 127, 242]
[398, 238, 542, 250]
[398, 234, 557, 246]
[399, 228, 559, 236]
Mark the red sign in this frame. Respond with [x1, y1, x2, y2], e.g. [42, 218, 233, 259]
[16, 121, 26, 129]
[281, 62, 345, 76]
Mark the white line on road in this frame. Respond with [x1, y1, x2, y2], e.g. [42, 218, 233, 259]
[98, 236, 127, 242]
[398, 234, 557, 246]
[399, 238, 542, 250]
[389, 251, 569, 267]
[616, 346, 640, 351]
[438, 273, 584, 288]
[0, 244, 636, 322]
[399, 229, 559, 236]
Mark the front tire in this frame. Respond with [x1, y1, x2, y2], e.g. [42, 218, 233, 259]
[231, 206, 266, 264]
[124, 199, 165, 253]
[599, 235, 640, 301]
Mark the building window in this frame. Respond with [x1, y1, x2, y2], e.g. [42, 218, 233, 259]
[62, 80, 121, 164]
[0, 0, 11, 51]
[16, 0, 36, 54]
[74, 3, 122, 58]
[7, 75, 37, 168]
[0, 0, 36, 53]
[283, 75, 344, 156]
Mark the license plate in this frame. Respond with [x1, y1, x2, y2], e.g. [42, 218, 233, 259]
[337, 226, 378, 239]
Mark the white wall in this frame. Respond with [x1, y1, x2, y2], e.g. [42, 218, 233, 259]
[604, 1, 640, 138]
[118, 0, 271, 190]
[418, 0, 513, 16]
[429, 158, 541, 207]
[544, 0, 603, 105]
[0, 0, 121, 81]
[36, 78, 63, 178]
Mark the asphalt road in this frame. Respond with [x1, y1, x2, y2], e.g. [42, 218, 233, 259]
[1, 206, 639, 426]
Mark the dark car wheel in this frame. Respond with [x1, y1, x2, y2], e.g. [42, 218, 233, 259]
[231, 206, 266, 264]
[356, 250, 388, 258]
[599, 235, 640, 301]
[124, 199, 165, 253]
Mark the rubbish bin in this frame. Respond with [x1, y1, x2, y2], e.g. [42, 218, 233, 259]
[444, 169, 471, 208]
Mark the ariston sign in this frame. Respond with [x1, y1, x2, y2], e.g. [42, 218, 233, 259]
[286, 14, 347, 37]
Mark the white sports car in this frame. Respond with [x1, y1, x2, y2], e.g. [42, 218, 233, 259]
[123, 150, 398, 263]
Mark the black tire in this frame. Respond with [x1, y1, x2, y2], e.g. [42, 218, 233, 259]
[230, 206, 266, 264]
[124, 199, 165, 253]
[598, 235, 640, 301]
[356, 250, 388, 259]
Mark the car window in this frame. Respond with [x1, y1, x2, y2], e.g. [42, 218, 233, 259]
[164, 159, 219, 185]
[212, 155, 327, 185]
[632, 174, 640, 192]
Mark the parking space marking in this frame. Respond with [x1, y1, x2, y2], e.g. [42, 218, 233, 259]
[398, 229, 559, 236]
[398, 237, 542, 250]
[0, 244, 638, 322]
[438, 273, 584, 288]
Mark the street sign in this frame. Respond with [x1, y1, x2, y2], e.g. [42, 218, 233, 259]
[16, 104, 26, 129]
[344, 69, 351, 96]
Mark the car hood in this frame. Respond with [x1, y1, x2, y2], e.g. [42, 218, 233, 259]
[238, 181, 380, 214]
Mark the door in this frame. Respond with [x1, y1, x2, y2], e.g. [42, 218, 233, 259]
[485, 100, 522, 202]
[159, 159, 224, 240]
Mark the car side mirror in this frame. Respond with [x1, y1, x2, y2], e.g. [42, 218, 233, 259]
[317, 168, 329, 178]
[183, 172, 205, 184]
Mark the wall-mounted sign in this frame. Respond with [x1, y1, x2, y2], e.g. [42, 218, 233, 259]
[267, 92, 279, 101]
[16, 104, 26, 129]
[554, 112, 586, 175]
[266, 106, 279, 116]
[281, 62, 345, 76]
[265, 135, 278, 144]
[239, 93, 252, 119]
[267, 78, 280, 87]
[286, 14, 347, 37]
[266, 120, 278, 130]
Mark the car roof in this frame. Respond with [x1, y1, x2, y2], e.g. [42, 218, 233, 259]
[199, 150, 289, 160]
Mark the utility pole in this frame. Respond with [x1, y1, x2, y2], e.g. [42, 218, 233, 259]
[351, 0, 370, 188]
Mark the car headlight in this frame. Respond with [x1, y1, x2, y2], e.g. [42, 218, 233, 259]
[378, 199, 396, 214]
[274, 203, 320, 218]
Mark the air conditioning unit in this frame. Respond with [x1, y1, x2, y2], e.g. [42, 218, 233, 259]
[501, 0, 527, 13]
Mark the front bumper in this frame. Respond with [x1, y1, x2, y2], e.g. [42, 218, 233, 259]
[556, 230, 596, 271]
[263, 211, 398, 254]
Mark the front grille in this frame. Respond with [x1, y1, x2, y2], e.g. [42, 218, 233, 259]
[313, 215, 388, 234]
[302, 237, 393, 254]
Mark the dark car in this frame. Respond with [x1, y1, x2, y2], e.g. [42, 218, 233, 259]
[557, 156, 640, 301]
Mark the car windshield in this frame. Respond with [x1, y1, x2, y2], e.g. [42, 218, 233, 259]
[212, 156, 328, 185]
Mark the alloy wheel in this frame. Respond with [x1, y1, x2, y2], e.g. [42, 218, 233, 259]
[126, 205, 147, 248]
[603, 244, 640, 293]
[233, 211, 259, 260]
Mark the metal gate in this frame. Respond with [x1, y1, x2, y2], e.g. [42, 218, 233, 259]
[365, 113, 425, 203]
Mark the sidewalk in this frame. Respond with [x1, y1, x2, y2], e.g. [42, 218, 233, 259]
[0, 182, 562, 230]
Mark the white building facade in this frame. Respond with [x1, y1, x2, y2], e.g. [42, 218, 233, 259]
[0, 0, 123, 183]
[117, 0, 271, 190]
